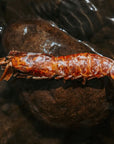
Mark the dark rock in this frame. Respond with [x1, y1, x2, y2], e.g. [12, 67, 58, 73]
[1, 103, 11, 114]
[0, 1, 113, 143]
[0, 72, 10, 97]
[90, 25, 114, 59]
[0, 104, 42, 144]
[2, 19, 113, 128]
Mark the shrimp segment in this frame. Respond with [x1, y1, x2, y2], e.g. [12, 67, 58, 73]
[0, 51, 114, 81]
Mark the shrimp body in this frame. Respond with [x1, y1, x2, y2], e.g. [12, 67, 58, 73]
[0, 51, 114, 81]
[55, 53, 114, 80]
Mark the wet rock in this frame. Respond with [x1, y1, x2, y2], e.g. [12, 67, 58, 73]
[0, 0, 105, 40]
[0, 0, 36, 24]
[1, 103, 11, 115]
[110, 115, 114, 135]
[16, 78, 110, 128]
[0, 104, 42, 144]
[0, 1, 113, 144]
[90, 25, 114, 59]
[2, 19, 113, 128]
[0, 72, 10, 97]
[2, 19, 95, 55]
[30, 0, 106, 40]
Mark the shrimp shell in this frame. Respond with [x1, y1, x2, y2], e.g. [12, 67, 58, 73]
[0, 51, 114, 82]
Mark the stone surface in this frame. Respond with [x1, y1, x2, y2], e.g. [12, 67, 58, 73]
[0, 0, 113, 144]
[2, 19, 94, 55]
[2, 19, 112, 128]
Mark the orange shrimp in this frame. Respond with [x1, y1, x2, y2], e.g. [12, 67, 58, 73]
[0, 51, 114, 82]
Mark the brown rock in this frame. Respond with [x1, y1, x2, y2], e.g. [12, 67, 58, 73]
[2, 19, 94, 55]
[2, 19, 113, 128]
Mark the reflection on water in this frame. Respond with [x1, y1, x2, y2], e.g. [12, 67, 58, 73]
[107, 17, 114, 22]
[23, 26, 28, 35]
[85, 0, 98, 11]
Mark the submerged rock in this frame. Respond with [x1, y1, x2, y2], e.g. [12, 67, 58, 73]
[2, 19, 113, 128]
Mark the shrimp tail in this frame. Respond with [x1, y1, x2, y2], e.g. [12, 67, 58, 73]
[0, 57, 13, 81]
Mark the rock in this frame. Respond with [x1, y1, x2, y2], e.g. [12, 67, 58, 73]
[0, 72, 10, 97]
[90, 25, 114, 59]
[2, 19, 113, 128]
[0, 104, 42, 144]
[2, 19, 94, 55]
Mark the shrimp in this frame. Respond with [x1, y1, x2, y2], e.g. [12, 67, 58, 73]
[0, 51, 114, 82]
